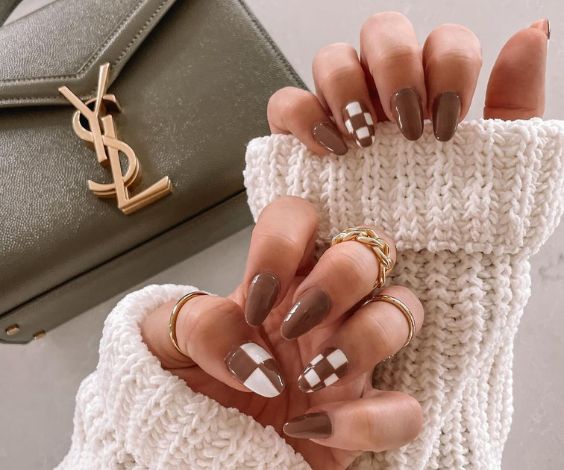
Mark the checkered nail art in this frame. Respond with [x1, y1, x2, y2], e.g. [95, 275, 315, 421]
[297, 347, 349, 393]
[343, 101, 375, 147]
[225, 342, 285, 398]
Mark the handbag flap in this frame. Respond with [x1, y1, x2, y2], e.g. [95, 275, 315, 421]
[0, 0, 176, 108]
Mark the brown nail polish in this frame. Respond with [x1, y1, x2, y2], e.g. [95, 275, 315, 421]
[546, 18, 551, 40]
[245, 273, 280, 326]
[298, 347, 349, 393]
[281, 288, 331, 340]
[390, 88, 424, 141]
[225, 342, 285, 398]
[343, 101, 375, 147]
[432, 92, 461, 142]
[283, 412, 332, 439]
[312, 122, 348, 155]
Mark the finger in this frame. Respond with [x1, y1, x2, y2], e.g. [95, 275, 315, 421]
[141, 294, 285, 398]
[423, 24, 482, 141]
[281, 228, 396, 340]
[296, 286, 423, 393]
[360, 12, 426, 140]
[267, 86, 348, 156]
[484, 18, 549, 119]
[283, 391, 423, 452]
[312, 42, 377, 148]
[242, 196, 318, 326]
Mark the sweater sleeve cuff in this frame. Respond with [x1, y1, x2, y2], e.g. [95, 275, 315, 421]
[244, 119, 564, 255]
[64, 284, 310, 469]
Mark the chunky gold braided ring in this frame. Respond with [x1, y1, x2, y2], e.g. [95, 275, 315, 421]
[169, 291, 208, 358]
[331, 226, 394, 289]
[361, 294, 415, 353]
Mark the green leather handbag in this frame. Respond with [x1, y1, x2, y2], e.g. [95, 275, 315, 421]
[0, 0, 304, 343]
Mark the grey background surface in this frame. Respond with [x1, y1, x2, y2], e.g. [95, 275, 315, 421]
[1, 1, 563, 469]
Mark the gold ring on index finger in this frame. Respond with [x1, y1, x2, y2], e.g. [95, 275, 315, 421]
[331, 226, 395, 289]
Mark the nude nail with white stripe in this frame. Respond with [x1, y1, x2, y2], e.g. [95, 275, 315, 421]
[343, 101, 375, 148]
[298, 347, 349, 393]
[225, 342, 285, 398]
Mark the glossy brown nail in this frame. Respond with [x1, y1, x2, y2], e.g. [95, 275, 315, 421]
[245, 273, 280, 326]
[312, 121, 348, 155]
[281, 287, 331, 340]
[225, 342, 285, 398]
[283, 412, 332, 439]
[432, 92, 461, 142]
[298, 347, 349, 393]
[390, 87, 424, 141]
[343, 101, 375, 147]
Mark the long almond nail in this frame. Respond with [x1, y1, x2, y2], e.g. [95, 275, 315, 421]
[390, 88, 424, 141]
[225, 342, 285, 397]
[312, 121, 348, 155]
[281, 288, 331, 340]
[245, 273, 280, 326]
[283, 412, 332, 439]
[298, 347, 349, 393]
[432, 92, 461, 142]
[343, 101, 375, 147]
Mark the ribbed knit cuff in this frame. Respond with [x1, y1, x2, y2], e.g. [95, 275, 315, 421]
[59, 285, 310, 470]
[245, 119, 564, 255]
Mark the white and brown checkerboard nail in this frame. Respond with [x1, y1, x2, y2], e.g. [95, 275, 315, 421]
[343, 101, 375, 148]
[298, 347, 349, 393]
[225, 342, 285, 398]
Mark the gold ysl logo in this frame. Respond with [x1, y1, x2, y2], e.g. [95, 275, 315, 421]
[58, 63, 172, 214]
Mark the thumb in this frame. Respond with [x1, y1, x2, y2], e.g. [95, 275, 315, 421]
[484, 19, 549, 119]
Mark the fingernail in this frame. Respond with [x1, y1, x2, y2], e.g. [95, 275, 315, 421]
[298, 347, 349, 393]
[281, 288, 331, 340]
[530, 18, 550, 40]
[312, 121, 348, 155]
[343, 101, 375, 148]
[245, 273, 280, 326]
[432, 92, 461, 142]
[225, 342, 285, 398]
[390, 88, 424, 141]
[283, 412, 332, 439]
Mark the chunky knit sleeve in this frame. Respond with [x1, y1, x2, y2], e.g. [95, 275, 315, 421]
[57, 284, 310, 470]
[244, 119, 564, 470]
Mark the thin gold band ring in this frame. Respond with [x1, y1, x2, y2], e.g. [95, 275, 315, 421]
[361, 293, 415, 353]
[169, 291, 208, 358]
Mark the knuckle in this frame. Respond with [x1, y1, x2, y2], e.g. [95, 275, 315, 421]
[267, 87, 313, 123]
[364, 306, 397, 356]
[378, 44, 420, 65]
[253, 231, 301, 257]
[330, 244, 377, 286]
[182, 297, 240, 350]
[316, 63, 361, 87]
[315, 42, 355, 62]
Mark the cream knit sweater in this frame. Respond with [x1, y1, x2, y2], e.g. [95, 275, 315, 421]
[58, 119, 564, 469]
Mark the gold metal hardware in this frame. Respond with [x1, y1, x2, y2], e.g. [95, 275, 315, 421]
[58, 63, 172, 214]
[5, 324, 20, 336]
[32, 330, 46, 340]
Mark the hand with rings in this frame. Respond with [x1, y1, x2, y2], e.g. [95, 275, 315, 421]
[142, 197, 424, 470]
[141, 12, 549, 470]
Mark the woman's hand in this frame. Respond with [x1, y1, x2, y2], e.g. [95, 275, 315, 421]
[141, 14, 549, 470]
[268, 13, 548, 151]
[142, 197, 424, 469]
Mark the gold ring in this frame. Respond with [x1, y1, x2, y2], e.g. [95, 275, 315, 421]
[331, 226, 394, 289]
[361, 294, 415, 352]
[169, 291, 208, 358]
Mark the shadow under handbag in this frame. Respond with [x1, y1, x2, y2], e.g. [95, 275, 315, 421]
[0, 0, 304, 343]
